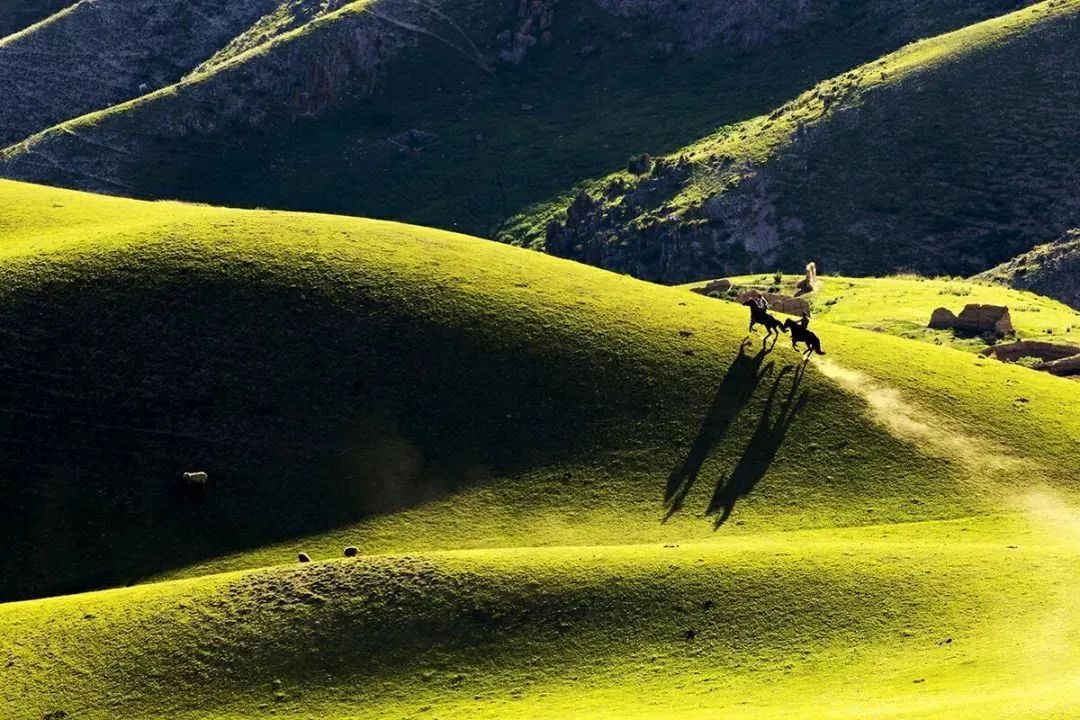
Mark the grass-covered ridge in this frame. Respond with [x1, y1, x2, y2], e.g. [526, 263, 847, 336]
[1, 177, 1079, 592]
[10, 516, 1080, 720]
[508, 0, 1080, 284]
[3, 180, 1080, 717]
[0, 0, 1036, 237]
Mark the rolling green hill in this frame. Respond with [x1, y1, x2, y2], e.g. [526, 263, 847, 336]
[3, 180, 1080, 718]
[0, 0, 1035, 237]
[507, 0, 1080, 285]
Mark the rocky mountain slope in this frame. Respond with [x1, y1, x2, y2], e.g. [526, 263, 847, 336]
[0, 0, 71, 37]
[504, 0, 1080, 283]
[0, 0, 282, 147]
[979, 229, 1080, 310]
[0, 0, 1035, 236]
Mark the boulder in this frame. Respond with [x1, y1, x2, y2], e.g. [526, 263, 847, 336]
[955, 304, 1013, 336]
[928, 307, 958, 329]
[980, 340, 1080, 362]
[694, 278, 731, 297]
[928, 304, 1013, 337]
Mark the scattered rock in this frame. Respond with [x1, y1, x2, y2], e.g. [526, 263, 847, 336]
[627, 153, 652, 175]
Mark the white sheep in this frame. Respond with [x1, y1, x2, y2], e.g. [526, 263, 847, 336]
[183, 471, 208, 486]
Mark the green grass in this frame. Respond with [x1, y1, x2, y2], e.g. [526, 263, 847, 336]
[4, 179, 1080, 717]
[0, 0, 1038, 238]
[508, 0, 1080, 285]
[693, 273, 1080, 353]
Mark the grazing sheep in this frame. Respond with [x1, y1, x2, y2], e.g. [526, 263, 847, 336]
[343, 546, 359, 558]
[182, 471, 208, 486]
[297, 552, 311, 563]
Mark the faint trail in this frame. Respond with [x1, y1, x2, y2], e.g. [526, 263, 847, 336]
[814, 358, 1023, 479]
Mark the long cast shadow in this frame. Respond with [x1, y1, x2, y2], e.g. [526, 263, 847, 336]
[664, 337, 775, 521]
[709, 361, 809, 527]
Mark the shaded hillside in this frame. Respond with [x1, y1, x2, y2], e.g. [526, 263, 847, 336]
[0, 0, 71, 37]
[0, 0, 1033, 236]
[979, 230, 1080, 310]
[0, 0, 281, 147]
[508, 0, 1080, 283]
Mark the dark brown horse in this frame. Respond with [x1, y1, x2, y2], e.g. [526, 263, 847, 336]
[744, 300, 786, 342]
[783, 313, 825, 358]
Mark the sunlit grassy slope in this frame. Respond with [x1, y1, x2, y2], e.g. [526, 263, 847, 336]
[693, 273, 1080, 353]
[3, 180, 1080, 718]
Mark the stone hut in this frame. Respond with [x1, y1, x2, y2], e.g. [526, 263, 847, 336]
[928, 304, 1014, 338]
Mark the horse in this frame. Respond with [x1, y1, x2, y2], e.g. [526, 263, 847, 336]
[782, 313, 825, 358]
[743, 299, 786, 342]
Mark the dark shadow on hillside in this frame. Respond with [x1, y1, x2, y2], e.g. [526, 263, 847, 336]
[663, 337, 775, 521]
[709, 361, 808, 527]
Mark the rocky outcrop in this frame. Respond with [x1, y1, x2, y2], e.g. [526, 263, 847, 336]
[977, 230, 1080, 311]
[929, 304, 1013, 337]
[0, 0, 280, 147]
[496, 0, 555, 65]
[507, 2, 1080, 284]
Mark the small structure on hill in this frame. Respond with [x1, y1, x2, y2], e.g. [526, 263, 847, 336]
[1037, 354, 1080, 377]
[736, 291, 810, 317]
[980, 340, 1080, 363]
[979, 339, 1080, 377]
[696, 278, 732, 297]
[794, 261, 818, 296]
[928, 304, 1014, 338]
